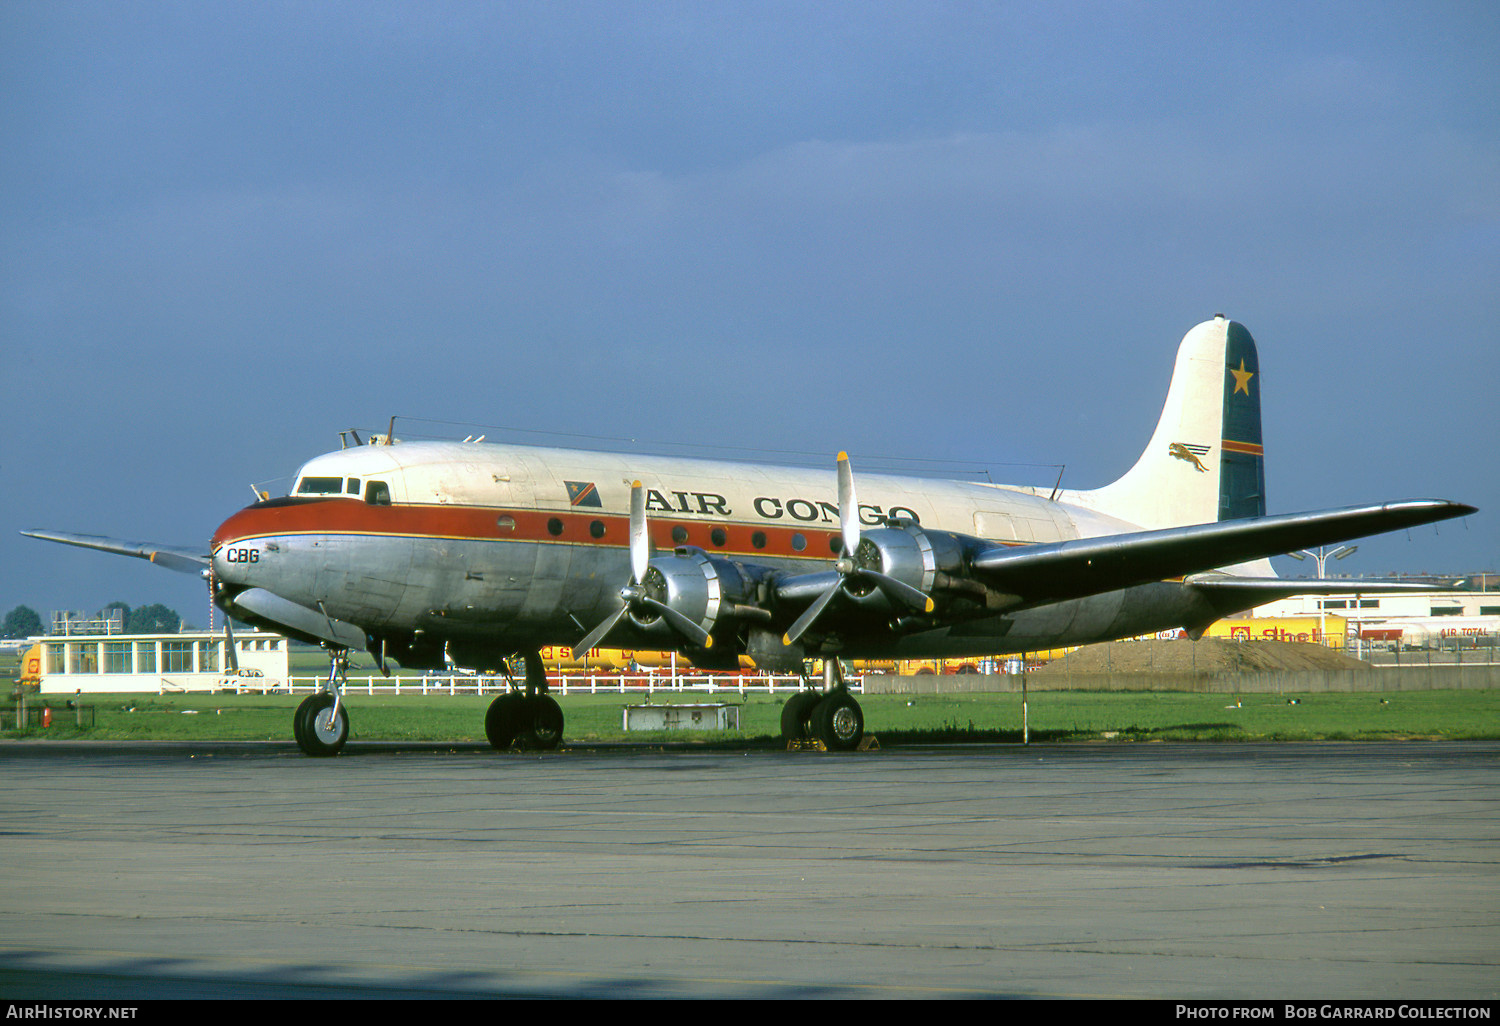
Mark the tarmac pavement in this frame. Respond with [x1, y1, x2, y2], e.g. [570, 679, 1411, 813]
[0, 739, 1496, 999]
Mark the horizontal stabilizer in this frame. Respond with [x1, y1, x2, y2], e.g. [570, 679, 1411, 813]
[970, 500, 1476, 607]
[20, 530, 209, 575]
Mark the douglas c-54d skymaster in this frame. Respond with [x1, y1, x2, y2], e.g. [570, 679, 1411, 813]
[26, 316, 1476, 755]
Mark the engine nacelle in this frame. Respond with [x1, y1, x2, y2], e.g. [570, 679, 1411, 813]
[628, 546, 755, 642]
[847, 523, 966, 608]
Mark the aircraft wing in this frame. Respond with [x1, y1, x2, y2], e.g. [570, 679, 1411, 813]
[20, 530, 209, 576]
[967, 499, 1475, 609]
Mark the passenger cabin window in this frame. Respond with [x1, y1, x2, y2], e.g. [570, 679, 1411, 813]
[297, 476, 345, 495]
[365, 480, 391, 506]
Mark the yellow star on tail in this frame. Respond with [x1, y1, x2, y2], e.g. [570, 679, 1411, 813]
[1231, 359, 1254, 395]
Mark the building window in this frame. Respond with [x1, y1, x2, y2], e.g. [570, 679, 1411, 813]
[69, 644, 98, 674]
[103, 642, 131, 674]
[136, 642, 156, 673]
[1430, 607, 1463, 617]
[162, 641, 194, 673]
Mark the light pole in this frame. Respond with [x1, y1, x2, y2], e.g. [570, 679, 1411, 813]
[1287, 545, 1358, 646]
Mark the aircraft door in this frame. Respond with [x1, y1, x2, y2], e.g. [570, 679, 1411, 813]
[466, 456, 537, 621]
[512, 453, 574, 626]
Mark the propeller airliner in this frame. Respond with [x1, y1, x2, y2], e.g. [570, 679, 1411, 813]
[26, 316, 1476, 755]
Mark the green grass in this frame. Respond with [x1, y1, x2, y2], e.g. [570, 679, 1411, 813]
[4, 689, 1499, 744]
[870, 690, 1500, 742]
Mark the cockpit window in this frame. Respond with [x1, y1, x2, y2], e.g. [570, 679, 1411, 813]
[365, 480, 391, 506]
[346, 478, 360, 495]
[296, 476, 345, 495]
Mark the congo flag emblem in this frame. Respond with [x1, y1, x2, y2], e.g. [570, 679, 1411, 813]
[565, 481, 602, 508]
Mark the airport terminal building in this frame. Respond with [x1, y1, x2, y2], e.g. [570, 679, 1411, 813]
[1249, 575, 1499, 646]
[29, 629, 290, 694]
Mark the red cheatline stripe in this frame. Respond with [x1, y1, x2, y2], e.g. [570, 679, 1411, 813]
[212, 498, 1032, 561]
[214, 499, 845, 560]
[1221, 439, 1264, 455]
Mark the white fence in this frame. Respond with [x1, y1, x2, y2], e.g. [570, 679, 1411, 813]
[198, 671, 864, 697]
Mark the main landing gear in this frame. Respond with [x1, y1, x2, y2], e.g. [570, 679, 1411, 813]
[781, 659, 865, 752]
[294, 647, 351, 757]
[484, 650, 563, 752]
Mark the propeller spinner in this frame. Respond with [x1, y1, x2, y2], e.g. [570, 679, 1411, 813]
[573, 481, 714, 656]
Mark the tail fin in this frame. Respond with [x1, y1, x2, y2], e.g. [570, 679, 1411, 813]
[1081, 315, 1266, 530]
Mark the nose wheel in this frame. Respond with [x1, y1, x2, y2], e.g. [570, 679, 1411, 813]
[294, 693, 349, 756]
[294, 648, 351, 757]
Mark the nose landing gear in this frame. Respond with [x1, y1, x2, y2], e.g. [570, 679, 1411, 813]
[295, 648, 351, 757]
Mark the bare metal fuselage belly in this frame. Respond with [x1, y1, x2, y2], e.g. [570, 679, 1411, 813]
[270, 530, 1220, 659]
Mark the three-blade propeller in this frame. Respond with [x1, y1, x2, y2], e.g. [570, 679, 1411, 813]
[573, 482, 713, 657]
[781, 453, 934, 646]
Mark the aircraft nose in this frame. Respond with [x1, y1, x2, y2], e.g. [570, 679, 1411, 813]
[210, 507, 266, 585]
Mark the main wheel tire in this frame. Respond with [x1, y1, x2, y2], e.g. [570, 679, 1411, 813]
[294, 694, 349, 757]
[485, 693, 527, 751]
[521, 694, 564, 750]
[292, 696, 310, 751]
[812, 692, 864, 752]
[780, 691, 823, 742]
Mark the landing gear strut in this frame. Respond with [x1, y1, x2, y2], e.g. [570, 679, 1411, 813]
[781, 659, 865, 751]
[295, 647, 351, 757]
[484, 650, 564, 752]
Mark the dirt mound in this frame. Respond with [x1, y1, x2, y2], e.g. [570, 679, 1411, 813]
[1033, 638, 1371, 677]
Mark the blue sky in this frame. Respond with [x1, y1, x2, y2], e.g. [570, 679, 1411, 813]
[2, 0, 1496, 623]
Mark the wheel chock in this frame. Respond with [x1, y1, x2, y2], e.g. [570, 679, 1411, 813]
[785, 734, 880, 753]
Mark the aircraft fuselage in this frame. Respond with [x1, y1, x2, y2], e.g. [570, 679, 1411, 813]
[209, 441, 1226, 668]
